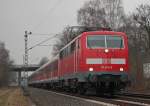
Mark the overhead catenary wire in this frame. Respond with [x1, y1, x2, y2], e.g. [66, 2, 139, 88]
[38, 44, 54, 46]
[29, 33, 56, 36]
[28, 34, 60, 51]
[31, 0, 63, 32]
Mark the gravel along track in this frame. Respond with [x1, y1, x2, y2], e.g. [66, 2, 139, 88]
[28, 88, 150, 106]
[115, 95, 150, 105]
[29, 88, 116, 106]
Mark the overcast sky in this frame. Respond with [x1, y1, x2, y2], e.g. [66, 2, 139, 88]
[0, 0, 150, 65]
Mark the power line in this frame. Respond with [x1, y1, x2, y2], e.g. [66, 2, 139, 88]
[29, 33, 56, 36]
[38, 44, 54, 46]
[31, 0, 63, 32]
[28, 34, 60, 50]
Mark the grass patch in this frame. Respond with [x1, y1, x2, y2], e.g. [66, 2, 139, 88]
[0, 91, 10, 106]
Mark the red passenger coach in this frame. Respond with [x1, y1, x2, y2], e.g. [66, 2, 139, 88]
[29, 27, 129, 95]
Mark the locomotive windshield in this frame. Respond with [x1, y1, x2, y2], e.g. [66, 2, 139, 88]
[87, 36, 105, 48]
[87, 35, 124, 48]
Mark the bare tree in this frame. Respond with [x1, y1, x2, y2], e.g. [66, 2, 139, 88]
[119, 4, 150, 89]
[133, 4, 150, 50]
[52, 26, 71, 56]
[77, 0, 125, 30]
[77, 0, 107, 27]
[52, 26, 82, 55]
[0, 41, 14, 87]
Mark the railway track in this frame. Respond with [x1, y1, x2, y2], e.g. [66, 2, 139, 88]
[119, 92, 150, 99]
[58, 91, 150, 106]
[114, 92, 150, 106]
[29, 87, 150, 106]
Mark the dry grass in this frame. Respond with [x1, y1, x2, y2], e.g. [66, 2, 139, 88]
[0, 88, 11, 106]
[0, 87, 31, 106]
[6, 88, 30, 106]
[0, 94, 9, 106]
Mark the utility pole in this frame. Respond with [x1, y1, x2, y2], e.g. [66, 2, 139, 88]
[22, 31, 54, 87]
[23, 31, 31, 87]
[23, 31, 28, 87]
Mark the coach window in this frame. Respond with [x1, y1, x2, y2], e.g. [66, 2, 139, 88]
[65, 48, 68, 56]
[67, 47, 69, 56]
[62, 50, 65, 58]
[52, 62, 55, 71]
[77, 40, 80, 49]
[68, 45, 71, 55]
[71, 42, 76, 53]
[60, 51, 62, 59]
[67, 46, 69, 55]
[60, 50, 65, 59]
[64, 48, 66, 57]
[54, 61, 58, 70]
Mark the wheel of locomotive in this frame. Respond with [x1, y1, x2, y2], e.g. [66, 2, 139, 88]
[108, 89, 116, 97]
[78, 88, 86, 95]
[72, 88, 78, 93]
[96, 88, 104, 96]
[78, 83, 87, 95]
[64, 86, 70, 92]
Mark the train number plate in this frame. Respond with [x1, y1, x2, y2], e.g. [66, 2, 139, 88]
[102, 58, 111, 64]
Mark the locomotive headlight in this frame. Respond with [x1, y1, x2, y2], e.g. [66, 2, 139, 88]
[89, 67, 93, 71]
[120, 67, 124, 71]
[105, 49, 109, 53]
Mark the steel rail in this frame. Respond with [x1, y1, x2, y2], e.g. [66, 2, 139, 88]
[118, 92, 150, 99]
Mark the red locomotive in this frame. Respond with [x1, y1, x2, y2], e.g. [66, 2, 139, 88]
[29, 27, 129, 95]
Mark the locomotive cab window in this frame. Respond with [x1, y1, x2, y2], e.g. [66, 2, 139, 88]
[87, 36, 105, 48]
[106, 36, 124, 48]
[87, 35, 124, 49]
